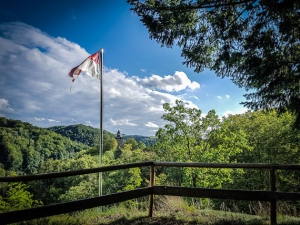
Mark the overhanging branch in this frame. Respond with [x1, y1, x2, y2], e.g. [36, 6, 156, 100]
[149, 0, 255, 11]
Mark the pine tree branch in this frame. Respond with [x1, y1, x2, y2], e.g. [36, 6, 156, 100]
[152, 0, 255, 11]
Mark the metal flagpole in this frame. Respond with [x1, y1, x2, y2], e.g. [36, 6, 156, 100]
[99, 48, 104, 196]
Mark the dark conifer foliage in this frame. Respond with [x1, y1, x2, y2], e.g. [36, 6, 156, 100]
[127, 0, 300, 127]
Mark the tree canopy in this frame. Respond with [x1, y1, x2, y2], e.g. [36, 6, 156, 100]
[1, 110, 300, 213]
[0, 117, 90, 173]
[154, 100, 250, 188]
[47, 124, 115, 147]
[127, 0, 300, 127]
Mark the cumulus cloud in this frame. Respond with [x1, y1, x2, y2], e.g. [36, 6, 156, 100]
[133, 71, 200, 92]
[0, 22, 201, 135]
[109, 118, 137, 127]
[145, 122, 159, 128]
[0, 99, 13, 112]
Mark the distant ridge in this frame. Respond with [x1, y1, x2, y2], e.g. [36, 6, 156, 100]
[0, 117, 89, 174]
[122, 134, 157, 145]
[47, 124, 156, 146]
[47, 124, 115, 146]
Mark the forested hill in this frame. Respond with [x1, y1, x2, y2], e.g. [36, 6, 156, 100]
[122, 135, 156, 145]
[47, 124, 115, 147]
[0, 117, 90, 174]
[48, 124, 156, 146]
[0, 117, 155, 175]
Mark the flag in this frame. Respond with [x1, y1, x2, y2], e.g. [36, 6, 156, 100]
[68, 52, 100, 82]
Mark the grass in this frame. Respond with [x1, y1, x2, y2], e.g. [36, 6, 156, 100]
[13, 197, 300, 225]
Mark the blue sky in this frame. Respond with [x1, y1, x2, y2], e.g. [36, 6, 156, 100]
[0, 0, 248, 136]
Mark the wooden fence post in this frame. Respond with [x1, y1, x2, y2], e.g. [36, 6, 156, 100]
[270, 166, 276, 225]
[149, 164, 155, 217]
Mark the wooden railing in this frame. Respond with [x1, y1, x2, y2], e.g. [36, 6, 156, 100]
[1, 162, 300, 225]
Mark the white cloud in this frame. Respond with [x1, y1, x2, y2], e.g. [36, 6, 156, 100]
[145, 122, 159, 128]
[109, 118, 137, 126]
[191, 95, 200, 101]
[48, 119, 60, 123]
[150, 129, 159, 133]
[223, 108, 248, 117]
[84, 120, 94, 126]
[201, 113, 207, 118]
[70, 118, 77, 124]
[0, 22, 202, 135]
[0, 99, 13, 112]
[223, 111, 233, 117]
[217, 95, 230, 100]
[133, 71, 200, 92]
[34, 117, 45, 121]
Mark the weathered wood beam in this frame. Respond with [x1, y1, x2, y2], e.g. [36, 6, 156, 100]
[0, 187, 153, 224]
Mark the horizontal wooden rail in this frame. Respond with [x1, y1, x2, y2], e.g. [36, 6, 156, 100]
[1, 162, 300, 225]
[1, 162, 299, 182]
[153, 186, 300, 201]
[153, 162, 300, 170]
[0, 161, 153, 182]
[2, 185, 300, 224]
[154, 186, 272, 201]
[0, 187, 152, 224]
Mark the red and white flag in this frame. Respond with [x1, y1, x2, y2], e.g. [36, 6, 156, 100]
[68, 52, 100, 82]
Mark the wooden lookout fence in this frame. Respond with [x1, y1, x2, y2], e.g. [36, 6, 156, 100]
[1, 162, 300, 225]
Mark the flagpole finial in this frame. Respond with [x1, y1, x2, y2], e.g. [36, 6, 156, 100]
[100, 48, 104, 53]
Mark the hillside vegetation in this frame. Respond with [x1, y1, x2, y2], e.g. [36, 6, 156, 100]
[47, 124, 115, 147]
[1, 101, 300, 222]
[0, 117, 90, 174]
[47, 124, 156, 147]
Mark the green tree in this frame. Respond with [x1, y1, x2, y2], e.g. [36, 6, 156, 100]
[0, 134, 23, 171]
[103, 139, 158, 195]
[47, 124, 116, 147]
[30, 154, 98, 204]
[58, 175, 98, 202]
[224, 110, 300, 192]
[128, 0, 300, 127]
[155, 100, 248, 188]
[0, 182, 42, 212]
[124, 138, 138, 150]
[103, 137, 118, 153]
[0, 117, 90, 173]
